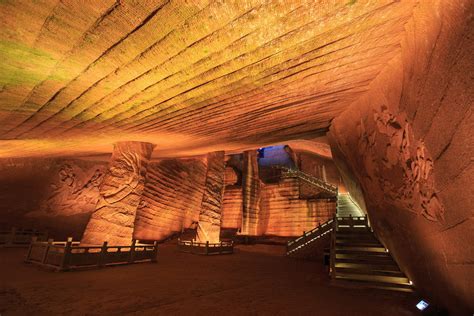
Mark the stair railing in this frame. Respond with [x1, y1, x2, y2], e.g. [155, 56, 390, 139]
[330, 214, 337, 278]
[273, 165, 338, 196]
[286, 217, 335, 255]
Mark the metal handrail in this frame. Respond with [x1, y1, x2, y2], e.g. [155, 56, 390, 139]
[273, 165, 338, 195]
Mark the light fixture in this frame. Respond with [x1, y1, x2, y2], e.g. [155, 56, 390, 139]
[416, 300, 429, 311]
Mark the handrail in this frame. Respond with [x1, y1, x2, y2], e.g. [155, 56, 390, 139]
[286, 218, 334, 255]
[273, 165, 338, 196]
[286, 215, 368, 256]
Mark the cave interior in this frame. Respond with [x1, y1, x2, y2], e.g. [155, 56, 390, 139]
[0, 1, 472, 315]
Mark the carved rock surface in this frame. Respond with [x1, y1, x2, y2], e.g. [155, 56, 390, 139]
[0, 157, 107, 239]
[0, 1, 416, 158]
[196, 151, 226, 243]
[328, 0, 473, 313]
[81, 142, 154, 245]
[261, 179, 336, 237]
[133, 157, 207, 241]
[221, 186, 243, 229]
[241, 150, 263, 236]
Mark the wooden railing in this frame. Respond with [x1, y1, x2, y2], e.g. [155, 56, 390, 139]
[274, 165, 338, 196]
[178, 239, 234, 255]
[25, 238, 158, 271]
[286, 217, 335, 256]
[0, 227, 48, 247]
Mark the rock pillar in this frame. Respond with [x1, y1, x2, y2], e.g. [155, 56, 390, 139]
[241, 150, 263, 235]
[81, 141, 154, 245]
[196, 151, 226, 243]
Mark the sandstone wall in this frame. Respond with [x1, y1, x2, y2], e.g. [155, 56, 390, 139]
[221, 186, 243, 229]
[196, 151, 226, 243]
[241, 150, 263, 235]
[81, 142, 154, 245]
[133, 157, 207, 241]
[261, 179, 335, 237]
[0, 157, 107, 239]
[328, 1, 473, 313]
[296, 151, 344, 189]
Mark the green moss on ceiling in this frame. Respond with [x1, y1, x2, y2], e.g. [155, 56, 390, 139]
[0, 40, 65, 86]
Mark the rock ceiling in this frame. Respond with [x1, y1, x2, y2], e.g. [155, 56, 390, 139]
[0, 0, 415, 158]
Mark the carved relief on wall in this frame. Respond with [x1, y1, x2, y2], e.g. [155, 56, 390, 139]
[81, 142, 154, 245]
[26, 162, 106, 218]
[355, 105, 444, 222]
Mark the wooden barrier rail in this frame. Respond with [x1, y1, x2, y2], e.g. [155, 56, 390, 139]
[25, 238, 158, 271]
[0, 227, 48, 247]
[178, 239, 234, 255]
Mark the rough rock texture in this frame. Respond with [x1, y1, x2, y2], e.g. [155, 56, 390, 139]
[196, 151, 226, 243]
[261, 179, 336, 237]
[328, 1, 473, 313]
[133, 157, 207, 241]
[0, 157, 107, 239]
[221, 186, 243, 230]
[241, 150, 263, 236]
[0, 1, 416, 158]
[295, 150, 346, 197]
[81, 141, 154, 245]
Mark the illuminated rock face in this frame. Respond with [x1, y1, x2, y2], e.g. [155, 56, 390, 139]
[0, 157, 107, 238]
[221, 186, 243, 229]
[0, 1, 416, 158]
[81, 141, 154, 245]
[261, 179, 336, 236]
[328, 1, 473, 312]
[196, 151, 226, 243]
[241, 150, 263, 236]
[133, 157, 207, 241]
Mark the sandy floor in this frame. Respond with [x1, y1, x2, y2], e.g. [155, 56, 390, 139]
[0, 243, 418, 315]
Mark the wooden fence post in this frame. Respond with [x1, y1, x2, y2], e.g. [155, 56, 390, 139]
[60, 237, 73, 271]
[129, 239, 136, 264]
[99, 241, 108, 268]
[26, 236, 37, 261]
[42, 238, 53, 264]
[152, 241, 158, 262]
[205, 241, 209, 255]
[7, 227, 17, 246]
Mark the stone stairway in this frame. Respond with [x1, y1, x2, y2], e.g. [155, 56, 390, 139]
[330, 216, 414, 293]
[286, 193, 358, 258]
[277, 166, 338, 196]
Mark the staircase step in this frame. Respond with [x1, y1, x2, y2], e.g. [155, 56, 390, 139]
[335, 256, 397, 265]
[334, 262, 402, 272]
[336, 241, 382, 247]
[332, 276, 414, 293]
[337, 227, 371, 233]
[335, 266, 405, 277]
[335, 246, 386, 253]
[334, 273, 411, 287]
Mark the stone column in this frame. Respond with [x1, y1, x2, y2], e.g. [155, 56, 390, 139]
[81, 141, 154, 245]
[241, 150, 262, 235]
[196, 151, 226, 243]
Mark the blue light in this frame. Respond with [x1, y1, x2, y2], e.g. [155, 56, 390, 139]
[416, 300, 429, 311]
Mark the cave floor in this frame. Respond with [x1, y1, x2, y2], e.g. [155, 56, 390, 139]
[0, 243, 418, 315]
